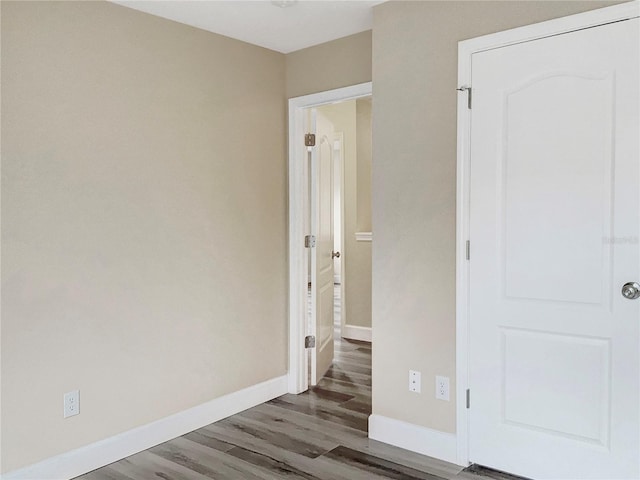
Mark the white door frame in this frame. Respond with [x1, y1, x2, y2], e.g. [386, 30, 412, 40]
[288, 82, 372, 394]
[455, 1, 639, 466]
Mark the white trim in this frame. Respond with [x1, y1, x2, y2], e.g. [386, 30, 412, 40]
[1, 375, 288, 480]
[288, 82, 372, 395]
[368, 414, 459, 466]
[355, 231, 372, 242]
[342, 324, 372, 342]
[455, 0, 640, 468]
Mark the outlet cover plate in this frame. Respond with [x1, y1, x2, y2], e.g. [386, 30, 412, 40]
[435, 375, 450, 401]
[409, 370, 421, 393]
[64, 390, 80, 418]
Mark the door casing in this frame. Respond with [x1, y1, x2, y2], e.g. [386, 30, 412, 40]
[455, 0, 640, 467]
[288, 82, 372, 394]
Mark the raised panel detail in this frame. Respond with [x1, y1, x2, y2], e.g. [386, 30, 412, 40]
[501, 73, 613, 305]
[502, 329, 610, 446]
[319, 136, 333, 270]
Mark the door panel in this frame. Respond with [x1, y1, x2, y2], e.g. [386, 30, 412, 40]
[469, 19, 639, 479]
[503, 73, 613, 305]
[502, 329, 610, 445]
[310, 110, 335, 385]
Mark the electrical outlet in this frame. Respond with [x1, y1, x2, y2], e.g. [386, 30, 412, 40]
[435, 376, 450, 401]
[64, 390, 80, 418]
[409, 370, 421, 393]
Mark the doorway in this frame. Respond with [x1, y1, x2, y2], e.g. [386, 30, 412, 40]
[288, 82, 373, 395]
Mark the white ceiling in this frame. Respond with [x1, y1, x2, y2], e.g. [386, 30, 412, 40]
[111, 0, 381, 54]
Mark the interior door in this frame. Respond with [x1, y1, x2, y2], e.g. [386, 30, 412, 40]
[309, 109, 335, 385]
[468, 18, 639, 479]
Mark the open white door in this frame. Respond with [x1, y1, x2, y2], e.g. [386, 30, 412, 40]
[309, 109, 335, 385]
[467, 17, 639, 479]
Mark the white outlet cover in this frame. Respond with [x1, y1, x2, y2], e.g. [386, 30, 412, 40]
[64, 390, 80, 418]
[409, 370, 421, 393]
[435, 375, 450, 401]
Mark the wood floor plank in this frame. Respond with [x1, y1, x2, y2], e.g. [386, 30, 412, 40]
[339, 398, 371, 414]
[329, 362, 372, 376]
[213, 414, 335, 458]
[224, 446, 321, 479]
[182, 431, 236, 453]
[108, 450, 214, 480]
[315, 376, 371, 395]
[268, 396, 369, 432]
[306, 386, 355, 403]
[191, 423, 374, 480]
[355, 440, 464, 479]
[233, 409, 341, 453]
[251, 402, 368, 444]
[221, 411, 340, 457]
[150, 436, 279, 480]
[78, 468, 134, 480]
[322, 368, 371, 386]
[324, 446, 446, 480]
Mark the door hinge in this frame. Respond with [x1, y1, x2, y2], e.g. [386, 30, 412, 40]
[466, 240, 470, 260]
[305, 335, 316, 348]
[457, 86, 472, 109]
[304, 133, 316, 147]
[466, 389, 471, 409]
[304, 235, 316, 248]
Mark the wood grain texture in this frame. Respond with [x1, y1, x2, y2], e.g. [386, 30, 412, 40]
[76, 289, 523, 480]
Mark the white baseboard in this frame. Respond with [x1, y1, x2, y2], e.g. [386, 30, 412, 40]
[368, 414, 460, 466]
[341, 324, 372, 342]
[2, 375, 288, 480]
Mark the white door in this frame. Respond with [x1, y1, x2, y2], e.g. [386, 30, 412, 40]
[309, 110, 335, 385]
[468, 18, 639, 479]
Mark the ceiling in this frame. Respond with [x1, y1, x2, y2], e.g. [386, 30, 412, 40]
[111, 1, 382, 54]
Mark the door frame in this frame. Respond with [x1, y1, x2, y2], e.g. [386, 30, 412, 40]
[455, 1, 639, 466]
[288, 82, 373, 394]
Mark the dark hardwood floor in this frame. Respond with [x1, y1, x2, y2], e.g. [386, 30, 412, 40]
[76, 287, 522, 480]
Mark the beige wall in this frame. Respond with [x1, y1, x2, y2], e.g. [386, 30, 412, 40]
[1, 1, 286, 472]
[352, 99, 373, 329]
[356, 98, 372, 233]
[285, 31, 372, 99]
[371, 0, 623, 434]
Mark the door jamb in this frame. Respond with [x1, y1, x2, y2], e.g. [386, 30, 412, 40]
[288, 82, 373, 394]
[455, 1, 639, 466]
